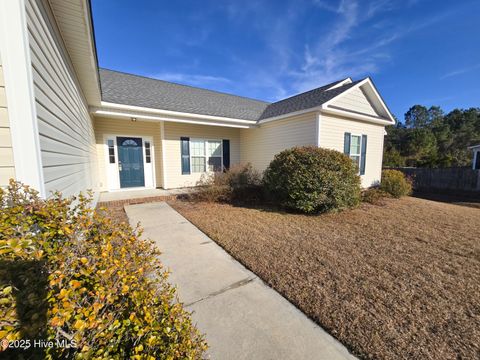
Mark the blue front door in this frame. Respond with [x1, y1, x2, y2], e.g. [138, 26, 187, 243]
[117, 137, 145, 188]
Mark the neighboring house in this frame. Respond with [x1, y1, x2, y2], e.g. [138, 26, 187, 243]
[0, 0, 395, 203]
[469, 145, 480, 170]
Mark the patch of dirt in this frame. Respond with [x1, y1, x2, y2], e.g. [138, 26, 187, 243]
[171, 197, 480, 360]
[97, 204, 129, 224]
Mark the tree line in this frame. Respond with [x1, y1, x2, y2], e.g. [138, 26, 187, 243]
[383, 105, 480, 168]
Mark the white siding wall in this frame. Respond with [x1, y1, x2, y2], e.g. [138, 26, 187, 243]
[94, 117, 163, 190]
[0, 54, 15, 186]
[331, 86, 378, 116]
[320, 113, 385, 187]
[163, 122, 240, 189]
[26, 0, 97, 196]
[240, 112, 317, 172]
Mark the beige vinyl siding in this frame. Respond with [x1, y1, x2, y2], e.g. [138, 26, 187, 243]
[0, 55, 15, 186]
[94, 117, 163, 190]
[320, 113, 385, 187]
[240, 112, 317, 172]
[331, 86, 378, 117]
[163, 122, 240, 189]
[26, 0, 97, 196]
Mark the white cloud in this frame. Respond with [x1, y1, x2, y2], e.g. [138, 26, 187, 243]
[440, 63, 480, 80]
[149, 72, 231, 86]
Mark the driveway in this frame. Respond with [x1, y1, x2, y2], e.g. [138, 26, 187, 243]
[125, 202, 355, 360]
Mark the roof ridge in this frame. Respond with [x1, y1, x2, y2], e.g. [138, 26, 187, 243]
[267, 78, 353, 106]
[99, 68, 271, 105]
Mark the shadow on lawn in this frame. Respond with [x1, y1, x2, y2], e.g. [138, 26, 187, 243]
[412, 190, 480, 209]
[0, 260, 48, 359]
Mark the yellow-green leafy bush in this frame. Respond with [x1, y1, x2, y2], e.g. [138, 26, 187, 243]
[380, 170, 413, 198]
[0, 180, 206, 359]
[263, 146, 361, 213]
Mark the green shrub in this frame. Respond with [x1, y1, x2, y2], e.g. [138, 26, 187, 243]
[0, 180, 206, 359]
[193, 163, 262, 203]
[263, 146, 361, 213]
[361, 188, 391, 205]
[380, 170, 413, 198]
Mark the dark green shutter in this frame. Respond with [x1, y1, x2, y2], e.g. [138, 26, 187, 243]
[360, 135, 367, 175]
[180, 137, 190, 174]
[344, 132, 351, 155]
[222, 139, 230, 170]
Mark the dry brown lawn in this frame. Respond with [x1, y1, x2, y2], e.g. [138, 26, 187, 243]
[171, 197, 480, 360]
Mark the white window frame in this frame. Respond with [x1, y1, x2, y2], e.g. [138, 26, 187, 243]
[349, 133, 362, 173]
[190, 138, 223, 173]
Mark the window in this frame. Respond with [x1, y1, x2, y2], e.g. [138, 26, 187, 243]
[108, 139, 115, 163]
[190, 139, 223, 173]
[121, 139, 139, 146]
[191, 140, 206, 172]
[145, 141, 151, 163]
[349, 135, 361, 169]
[207, 140, 222, 172]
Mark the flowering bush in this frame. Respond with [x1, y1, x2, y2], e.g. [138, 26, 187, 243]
[0, 180, 206, 359]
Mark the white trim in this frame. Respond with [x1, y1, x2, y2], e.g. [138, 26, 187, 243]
[93, 109, 252, 129]
[0, 0, 45, 197]
[103, 134, 156, 191]
[99, 101, 257, 124]
[473, 150, 479, 170]
[322, 78, 369, 108]
[321, 78, 395, 124]
[321, 107, 394, 126]
[326, 77, 352, 90]
[258, 107, 323, 124]
[160, 121, 167, 188]
[316, 112, 322, 147]
[258, 82, 395, 126]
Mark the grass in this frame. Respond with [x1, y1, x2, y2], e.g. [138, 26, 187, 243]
[171, 197, 480, 359]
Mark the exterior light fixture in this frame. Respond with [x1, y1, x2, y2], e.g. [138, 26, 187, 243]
[131, 117, 137, 122]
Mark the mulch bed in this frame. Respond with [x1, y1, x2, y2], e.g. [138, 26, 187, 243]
[171, 197, 480, 359]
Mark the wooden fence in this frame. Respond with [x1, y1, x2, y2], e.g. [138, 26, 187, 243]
[393, 167, 480, 192]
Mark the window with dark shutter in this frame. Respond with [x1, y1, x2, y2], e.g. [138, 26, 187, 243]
[180, 137, 190, 174]
[344, 132, 351, 155]
[360, 135, 367, 175]
[222, 139, 230, 170]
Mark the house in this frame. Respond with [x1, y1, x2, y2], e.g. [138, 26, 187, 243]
[469, 145, 480, 170]
[0, 0, 395, 203]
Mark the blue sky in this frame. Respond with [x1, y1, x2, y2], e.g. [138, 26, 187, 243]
[91, 0, 479, 121]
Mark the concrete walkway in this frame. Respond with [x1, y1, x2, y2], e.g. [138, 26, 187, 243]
[125, 202, 356, 360]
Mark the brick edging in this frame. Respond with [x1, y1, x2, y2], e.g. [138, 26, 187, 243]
[97, 194, 183, 208]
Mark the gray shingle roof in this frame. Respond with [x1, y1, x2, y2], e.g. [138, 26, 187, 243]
[99, 69, 362, 122]
[99, 69, 269, 121]
[258, 80, 362, 120]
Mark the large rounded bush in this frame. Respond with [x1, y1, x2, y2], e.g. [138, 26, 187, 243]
[380, 169, 413, 198]
[263, 146, 361, 213]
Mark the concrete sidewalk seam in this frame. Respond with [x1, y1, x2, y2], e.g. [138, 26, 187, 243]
[185, 276, 256, 307]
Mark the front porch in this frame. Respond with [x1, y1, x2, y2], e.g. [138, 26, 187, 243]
[93, 116, 241, 192]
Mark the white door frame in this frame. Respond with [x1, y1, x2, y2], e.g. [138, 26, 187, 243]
[103, 134, 156, 191]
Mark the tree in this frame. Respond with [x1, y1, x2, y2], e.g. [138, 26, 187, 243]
[405, 105, 429, 128]
[383, 106, 480, 168]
